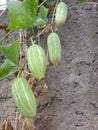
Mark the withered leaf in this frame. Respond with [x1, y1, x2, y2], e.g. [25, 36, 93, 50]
[22, 118, 36, 130]
[1, 118, 13, 130]
[41, 79, 48, 95]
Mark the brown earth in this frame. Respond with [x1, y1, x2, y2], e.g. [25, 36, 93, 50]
[0, 0, 98, 130]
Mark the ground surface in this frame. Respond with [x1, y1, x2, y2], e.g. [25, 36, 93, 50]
[0, 0, 98, 130]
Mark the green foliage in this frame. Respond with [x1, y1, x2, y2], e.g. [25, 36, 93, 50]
[0, 40, 20, 64]
[39, 5, 48, 21]
[7, 0, 38, 30]
[76, 0, 87, 3]
[0, 59, 16, 80]
[0, 40, 20, 80]
[34, 5, 48, 26]
[34, 16, 46, 26]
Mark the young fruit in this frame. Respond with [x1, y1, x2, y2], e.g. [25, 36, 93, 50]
[12, 77, 37, 118]
[55, 2, 68, 26]
[27, 44, 46, 80]
[47, 32, 61, 65]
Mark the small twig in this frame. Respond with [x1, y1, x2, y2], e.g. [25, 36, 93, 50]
[19, 29, 24, 66]
[15, 111, 20, 130]
[19, 29, 23, 44]
[0, 31, 13, 43]
[0, 8, 7, 17]
[0, 82, 12, 95]
[24, 70, 32, 75]
[86, 2, 98, 5]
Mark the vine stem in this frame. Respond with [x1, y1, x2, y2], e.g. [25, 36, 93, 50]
[11, 65, 24, 77]
[37, 0, 59, 38]
[51, 0, 59, 24]
[36, 23, 52, 38]
[30, 37, 36, 45]
[38, 0, 47, 8]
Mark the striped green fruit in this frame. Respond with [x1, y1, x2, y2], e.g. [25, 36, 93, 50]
[55, 2, 68, 26]
[27, 44, 46, 80]
[47, 32, 61, 65]
[12, 77, 37, 118]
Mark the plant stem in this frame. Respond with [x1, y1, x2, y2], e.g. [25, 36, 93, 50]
[38, 0, 47, 8]
[30, 37, 36, 45]
[7, 58, 26, 79]
[34, 0, 59, 39]
[11, 66, 23, 76]
[36, 23, 52, 38]
[51, 0, 59, 24]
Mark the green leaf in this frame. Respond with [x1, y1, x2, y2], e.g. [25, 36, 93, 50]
[34, 5, 48, 26]
[0, 40, 20, 64]
[34, 16, 46, 26]
[0, 59, 16, 80]
[39, 5, 48, 21]
[7, 0, 38, 30]
[76, 0, 87, 3]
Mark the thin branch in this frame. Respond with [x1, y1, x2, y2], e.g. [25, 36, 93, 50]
[0, 31, 13, 43]
[86, 2, 98, 5]
[0, 8, 7, 17]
